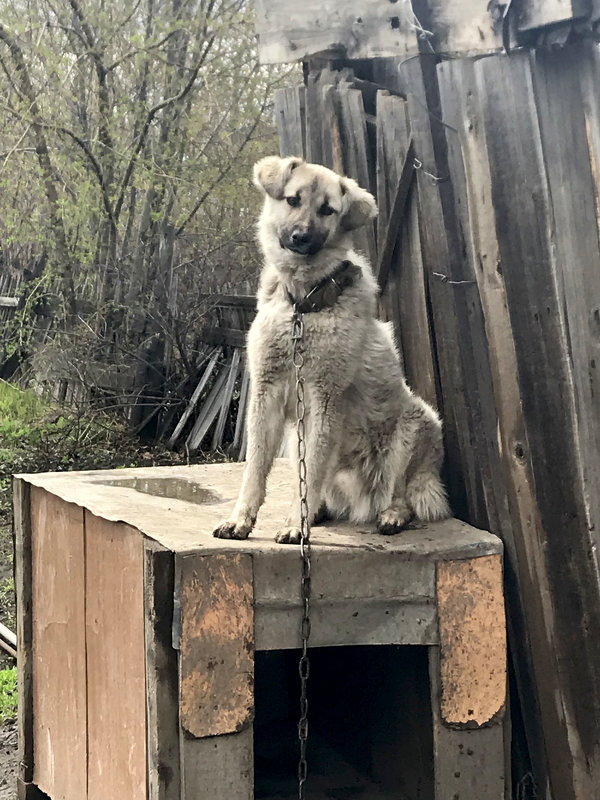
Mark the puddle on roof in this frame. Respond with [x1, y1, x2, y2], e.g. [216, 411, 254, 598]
[96, 476, 221, 505]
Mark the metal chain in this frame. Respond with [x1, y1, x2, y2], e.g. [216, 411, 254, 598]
[291, 306, 311, 800]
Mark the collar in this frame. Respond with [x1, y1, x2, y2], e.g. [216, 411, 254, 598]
[287, 260, 362, 313]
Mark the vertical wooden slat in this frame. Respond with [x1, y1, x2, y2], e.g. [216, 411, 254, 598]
[145, 544, 180, 800]
[437, 55, 551, 798]
[30, 488, 87, 800]
[475, 49, 600, 800]
[429, 648, 507, 800]
[273, 86, 306, 158]
[85, 514, 146, 800]
[531, 45, 600, 554]
[13, 479, 34, 792]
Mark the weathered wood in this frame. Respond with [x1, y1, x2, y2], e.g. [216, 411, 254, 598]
[211, 347, 241, 450]
[186, 364, 230, 450]
[376, 137, 415, 292]
[17, 781, 50, 800]
[168, 346, 222, 447]
[144, 544, 180, 800]
[233, 359, 250, 459]
[320, 83, 344, 173]
[181, 729, 253, 800]
[518, 0, 589, 31]
[475, 50, 600, 799]
[254, 0, 416, 64]
[85, 513, 147, 800]
[201, 327, 247, 348]
[337, 84, 377, 264]
[0, 295, 18, 307]
[30, 488, 87, 800]
[436, 555, 506, 727]
[178, 552, 254, 737]
[437, 55, 550, 796]
[13, 479, 34, 786]
[532, 46, 600, 555]
[429, 648, 508, 800]
[0, 621, 16, 658]
[274, 86, 306, 158]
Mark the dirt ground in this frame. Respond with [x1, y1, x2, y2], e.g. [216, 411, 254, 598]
[0, 722, 17, 800]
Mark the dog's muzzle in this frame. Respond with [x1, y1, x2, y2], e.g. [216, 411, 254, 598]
[281, 227, 327, 256]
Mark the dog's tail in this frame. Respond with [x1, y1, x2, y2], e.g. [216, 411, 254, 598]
[407, 471, 450, 522]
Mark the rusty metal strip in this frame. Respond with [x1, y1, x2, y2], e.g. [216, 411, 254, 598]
[436, 554, 506, 728]
[179, 552, 254, 738]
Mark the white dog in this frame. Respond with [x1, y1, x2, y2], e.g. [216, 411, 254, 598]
[213, 156, 449, 543]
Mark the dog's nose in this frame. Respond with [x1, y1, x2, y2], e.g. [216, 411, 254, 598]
[291, 229, 312, 246]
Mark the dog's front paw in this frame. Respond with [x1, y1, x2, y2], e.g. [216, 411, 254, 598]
[213, 515, 255, 540]
[275, 527, 302, 545]
[376, 505, 414, 535]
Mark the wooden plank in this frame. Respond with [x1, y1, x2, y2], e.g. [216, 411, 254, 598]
[201, 327, 247, 349]
[186, 364, 229, 450]
[429, 648, 508, 800]
[376, 138, 415, 292]
[401, 55, 496, 525]
[144, 544, 180, 800]
[13, 479, 34, 786]
[436, 555, 506, 727]
[168, 346, 222, 447]
[181, 729, 253, 800]
[211, 347, 242, 450]
[437, 55, 551, 796]
[321, 83, 344, 173]
[178, 552, 254, 739]
[475, 50, 600, 799]
[337, 84, 377, 264]
[30, 488, 87, 800]
[273, 86, 306, 158]
[426, 0, 503, 54]
[531, 45, 600, 555]
[85, 513, 146, 800]
[518, 0, 590, 31]
[233, 359, 250, 458]
[254, 0, 416, 64]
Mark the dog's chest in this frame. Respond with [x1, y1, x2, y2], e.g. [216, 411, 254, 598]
[249, 303, 355, 383]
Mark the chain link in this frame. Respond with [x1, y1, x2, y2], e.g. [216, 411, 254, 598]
[292, 306, 311, 800]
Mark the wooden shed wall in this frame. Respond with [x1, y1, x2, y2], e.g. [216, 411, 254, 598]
[271, 40, 600, 800]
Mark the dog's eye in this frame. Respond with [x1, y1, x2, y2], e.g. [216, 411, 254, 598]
[319, 204, 335, 216]
[286, 196, 301, 207]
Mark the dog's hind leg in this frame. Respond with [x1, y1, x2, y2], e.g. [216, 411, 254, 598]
[213, 382, 286, 539]
[406, 470, 450, 522]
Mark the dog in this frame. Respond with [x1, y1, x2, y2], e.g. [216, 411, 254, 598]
[213, 156, 449, 543]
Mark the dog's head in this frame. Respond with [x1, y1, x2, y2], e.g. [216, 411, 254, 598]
[253, 156, 377, 258]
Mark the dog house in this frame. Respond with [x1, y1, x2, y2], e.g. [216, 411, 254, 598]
[15, 460, 506, 799]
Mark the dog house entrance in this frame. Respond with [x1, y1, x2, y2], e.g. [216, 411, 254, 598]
[254, 645, 434, 800]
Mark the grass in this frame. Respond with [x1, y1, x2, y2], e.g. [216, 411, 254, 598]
[0, 378, 192, 672]
[0, 667, 17, 724]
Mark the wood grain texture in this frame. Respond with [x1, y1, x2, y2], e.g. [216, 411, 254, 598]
[475, 50, 600, 799]
[429, 648, 508, 800]
[85, 513, 146, 800]
[181, 728, 253, 800]
[273, 86, 306, 158]
[13, 479, 34, 785]
[179, 552, 254, 738]
[436, 555, 506, 728]
[30, 487, 87, 800]
[254, 0, 416, 64]
[518, 0, 589, 30]
[437, 54, 550, 797]
[145, 545, 180, 800]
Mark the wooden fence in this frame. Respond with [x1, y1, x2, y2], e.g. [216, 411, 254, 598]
[273, 41, 600, 800]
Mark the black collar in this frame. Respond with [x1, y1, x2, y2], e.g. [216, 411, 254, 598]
[287, 260, 362, 313]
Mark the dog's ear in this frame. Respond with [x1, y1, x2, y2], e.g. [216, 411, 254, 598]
[339, 176, 378, 231]
[253, 156, 303, 199]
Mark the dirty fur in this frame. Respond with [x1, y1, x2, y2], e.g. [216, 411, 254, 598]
[213, 156, 449, 543]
